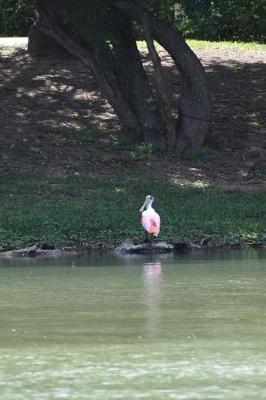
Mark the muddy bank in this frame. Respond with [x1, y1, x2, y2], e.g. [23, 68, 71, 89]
[1, 238, 265, 259]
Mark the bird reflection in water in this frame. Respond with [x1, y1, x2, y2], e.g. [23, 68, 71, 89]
[144, 262, 162, 284]
[143, 261, 162, 336]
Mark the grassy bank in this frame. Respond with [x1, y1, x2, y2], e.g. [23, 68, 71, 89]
[0, 174, 265, 251]
[0, 39, 265, 252]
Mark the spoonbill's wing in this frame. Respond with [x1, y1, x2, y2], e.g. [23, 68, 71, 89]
[141, 209, 160, 236]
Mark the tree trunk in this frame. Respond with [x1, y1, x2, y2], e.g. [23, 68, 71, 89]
[28, 21, 71, 57]
[34, 1, 145, 141]
[110, 11, 161, 142]
[32, 0, 164, 144]
[150, 15, 211, 155]
[114, 1, 211, 156]
[140, 9, 176, 150]
[30, 0, 211, 156]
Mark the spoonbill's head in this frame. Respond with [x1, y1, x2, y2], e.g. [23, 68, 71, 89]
[139, 195, 154, 212]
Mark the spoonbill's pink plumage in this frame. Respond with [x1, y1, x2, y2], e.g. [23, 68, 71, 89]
[140, 195, 160, 237]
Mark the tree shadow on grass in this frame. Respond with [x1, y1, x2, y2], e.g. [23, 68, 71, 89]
[0, 47, 266, 187]
[156, 50, 266, 187]
[0, 48, 119, 175]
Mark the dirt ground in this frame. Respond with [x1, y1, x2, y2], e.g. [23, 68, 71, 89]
[0, 38, 265, 190]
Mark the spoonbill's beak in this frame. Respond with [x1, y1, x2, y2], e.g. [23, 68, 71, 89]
[139, 195, 152, 212]
[139, 200, 147, 213]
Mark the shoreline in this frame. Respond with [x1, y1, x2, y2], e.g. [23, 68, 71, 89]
[1, 238, 265, 259]
[0, 174, 265, 257]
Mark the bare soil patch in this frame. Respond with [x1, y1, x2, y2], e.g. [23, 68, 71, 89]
[1, 38, 266, 190]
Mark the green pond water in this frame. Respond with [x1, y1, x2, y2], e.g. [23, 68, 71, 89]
[0, 250, 266, 399]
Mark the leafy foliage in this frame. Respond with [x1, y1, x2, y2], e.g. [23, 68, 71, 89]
[143, 0, 265, 42]
[0, 0, 34, 36]
[1, 0, 265, 43]
[178, 0, 266, 42]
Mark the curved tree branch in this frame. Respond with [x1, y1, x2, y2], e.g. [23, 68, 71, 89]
[35, 1, 143, 140]
[140, 9, 176, 150]
[114, 0, 211, 155]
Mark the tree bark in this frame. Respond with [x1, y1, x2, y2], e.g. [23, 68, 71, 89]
[28, 21, 71, 57]
[114, 0, 211, 156]
[140, 9, 176, 150]
[109, 11, 161, 142]
[150, 16, 211, 155]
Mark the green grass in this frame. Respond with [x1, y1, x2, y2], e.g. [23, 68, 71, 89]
[0, 174, 265, 250]
[137, 40, 266, 52]
[56, 126, 102, 145]
[187, 39, 266, 51]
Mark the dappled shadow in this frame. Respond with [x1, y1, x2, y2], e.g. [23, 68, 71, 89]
[0, 47, 119, 175]
[201, 58, 265, 187]
[155, 49, 266, 187]
[0, 44, 265, 188]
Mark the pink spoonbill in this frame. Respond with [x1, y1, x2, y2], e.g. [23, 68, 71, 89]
[140, 195, 160, 242]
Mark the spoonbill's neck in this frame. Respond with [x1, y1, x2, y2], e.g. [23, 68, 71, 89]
[146, 201, 153, 210]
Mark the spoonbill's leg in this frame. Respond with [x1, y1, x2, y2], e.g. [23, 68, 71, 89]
[144, 231, 150, 243]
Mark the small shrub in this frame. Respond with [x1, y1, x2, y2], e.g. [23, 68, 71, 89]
[130, 142, 153, 159]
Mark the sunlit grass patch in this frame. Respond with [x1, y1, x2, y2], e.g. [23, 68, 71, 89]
[186, 40, 266, 51]
[137, 40, 266, 52]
